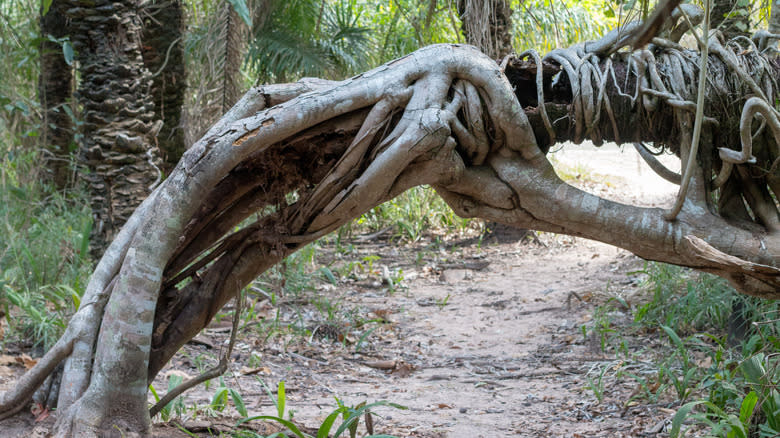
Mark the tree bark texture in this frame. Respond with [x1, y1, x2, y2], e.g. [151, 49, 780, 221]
[711, 0, 750, 39]
[141, 0, 187, 170]
[771, 0, 780, 35]
[67, 0, 163, 258]
[457, 0, 513, 59]
[2, 31, 780, 435]
[39, 0, 74, 189]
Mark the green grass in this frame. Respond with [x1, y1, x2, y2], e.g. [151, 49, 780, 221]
[588, 262, 780, 437]
[0, 146, 93, 349]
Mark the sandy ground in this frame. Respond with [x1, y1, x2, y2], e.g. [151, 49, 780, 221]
[0, 142, 689, 437]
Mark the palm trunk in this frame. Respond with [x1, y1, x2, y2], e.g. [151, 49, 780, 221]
[39, 0, 73, 189]
[457, 0, 514, 59]
[67, 0, 163, 257]
[142, 0, 187, 170]
[711, 0, 750, 39]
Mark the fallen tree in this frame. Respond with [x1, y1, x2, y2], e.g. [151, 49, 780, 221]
[2, 9, 780, 436]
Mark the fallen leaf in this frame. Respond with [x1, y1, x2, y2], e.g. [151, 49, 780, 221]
[241, 366, 271, 376]
[391, 361, 415, 377]
[364, 360, 396, 370]
[19, 354, 37, 369]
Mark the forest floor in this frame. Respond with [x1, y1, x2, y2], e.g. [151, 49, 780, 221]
[0, 143, 692, 437]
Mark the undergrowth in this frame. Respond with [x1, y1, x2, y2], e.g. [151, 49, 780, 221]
[586, 262, 780, 437]
[0, 146, 92, 351]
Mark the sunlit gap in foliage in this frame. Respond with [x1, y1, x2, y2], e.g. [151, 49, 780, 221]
[513, 0, 616, 53]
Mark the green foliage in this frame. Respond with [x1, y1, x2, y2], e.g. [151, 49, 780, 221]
[248, 0, 374, 83]
[1, 112, 92, 351]
[0, 0, 42, 149]
[590, 262, 780, 437]
[513, 0, 615, 53]
[150, 374, 188, 421]
[633, 263, 742, 335]
[353, 185, 473, 242]
[0, 0, 89, 351]
[239, 382, 406, 438]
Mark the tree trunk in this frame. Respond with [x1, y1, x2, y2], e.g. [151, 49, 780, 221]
[142, 0, 187, 171]
[457, 0, 514, 59]
[39, 0, 73, 189]
[771, 0, 780, 36]
[711, 0, 750, 39]
[2, 16, 780, 436]
[67, 0, 163, 258]
[183, 0, 249, 146]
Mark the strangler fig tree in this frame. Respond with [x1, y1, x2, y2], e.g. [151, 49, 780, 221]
[2, 8, 780, 436]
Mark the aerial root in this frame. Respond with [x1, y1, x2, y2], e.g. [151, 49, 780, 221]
[737, 166, 780, 232]
[307, 105, 455, 232]
[0, 333, 74, 419]
[460, 81, 490, 164]
[633, 143, 681, 184]
[540, 5, 778, 231]
[518, 50, 555, 145]
[291, 88, 414, 233]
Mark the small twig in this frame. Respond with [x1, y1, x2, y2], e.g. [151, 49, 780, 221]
[150, 289, 243, 417]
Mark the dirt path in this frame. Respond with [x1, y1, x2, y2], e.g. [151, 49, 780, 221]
[150, 143, 684, 437]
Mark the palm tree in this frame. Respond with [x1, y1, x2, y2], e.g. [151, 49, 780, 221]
[246, 0, 373, 83]
[66, 0, 163, 256]
[457, 0, 513, 59]
[142, 0, 187, 169]
[39, 0, 73, 189]
[182, 0, 251, 146]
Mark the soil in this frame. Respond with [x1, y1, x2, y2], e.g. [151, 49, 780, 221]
[0, 143, 689, 437]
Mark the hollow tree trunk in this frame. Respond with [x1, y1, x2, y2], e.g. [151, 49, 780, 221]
[67, 0, 163, 258]
[457, 0, 514, 59]
[142, 0, 187, 170]
[2, 22, 780, 436]
[39, 0, 73, 189]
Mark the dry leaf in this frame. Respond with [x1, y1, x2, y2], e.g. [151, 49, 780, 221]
[19, 354, 37, 369]
[240, 366, 271, 376]
[391, 361, 415, 377]
[364, 360, 396, 370]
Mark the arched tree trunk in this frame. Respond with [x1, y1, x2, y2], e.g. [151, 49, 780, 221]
[39, 0, 73, 189]
[2, 13, 780, 436]
[457, 0, 513, 59]
[67, 0, 164, 257]
[142, 0, 187, 170]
